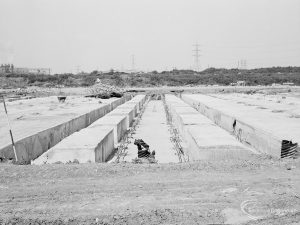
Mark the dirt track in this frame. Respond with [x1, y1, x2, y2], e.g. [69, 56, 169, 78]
[1, 154, 299, 225]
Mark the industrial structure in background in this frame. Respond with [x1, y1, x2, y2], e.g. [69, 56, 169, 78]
[193, 43, 201, 72]
[237, 59, 247, 69]
[0, 64, 51, 75]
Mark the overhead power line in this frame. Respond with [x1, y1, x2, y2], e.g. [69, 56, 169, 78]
[193, 43, 201, 72]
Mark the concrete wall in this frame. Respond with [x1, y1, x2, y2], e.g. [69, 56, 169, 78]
[165, 95, 252, 161]
[182, 94, 282, 158]
[0, 96, 131, 164]
[33, 126, 115, 164]
[32, 94, 146, 164]
[106, 95, 146, 128]
[95, 129, 115, 162]
[90, 115, 128, 147]
[107, 108, 135, 128]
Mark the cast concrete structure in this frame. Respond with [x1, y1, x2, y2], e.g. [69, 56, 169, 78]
[121, 100, 179, 163]
[0, 96, 130, 163]
[90, 115, 128, 147]
[33, 95, 146, 164]
[210, 93, 300, 119]
[182, 94, 300, 158]
[105, 95, 146, 128]
[165, 95, 253, 161]
[33, 126, 115, 164]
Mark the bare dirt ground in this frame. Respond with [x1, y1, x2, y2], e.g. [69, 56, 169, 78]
[1, 155, 299, 225]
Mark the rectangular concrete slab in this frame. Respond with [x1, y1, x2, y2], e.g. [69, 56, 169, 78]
[185, 125, 251, 160]
[182, 94, 300, 158]
[210, 93, 300, 118]
[165, 95, 252, 161]
[90, 115, 128, 146]
[116, 104, 138, 117]
[33, 94, 146, 164]
[107, 108, 135, 127]
[123, 95, 146, 108]
[33, 126, 114, 164]
[0, 96, 129, 163]
[107, 95, 146, 125]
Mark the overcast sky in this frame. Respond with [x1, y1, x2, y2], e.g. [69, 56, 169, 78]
[0, 0, 300, 73]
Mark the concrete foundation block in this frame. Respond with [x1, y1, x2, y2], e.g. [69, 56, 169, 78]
[117, 104, 138, 117]
[182, 94, 283, 158]
[90, 115, 128, 147]
[165, 94, 252, 161]
[0, 97, 129, 164]
[107, 108, 135, 128]
[32, 94, 146, 164]
[33, 126, 114, 164]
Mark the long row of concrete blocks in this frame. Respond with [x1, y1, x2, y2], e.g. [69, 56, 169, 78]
[165, 95, 253, 161]
[181, 94, 293, 158]
[33, 95, 146, 164]
[0, 96, 132, 164]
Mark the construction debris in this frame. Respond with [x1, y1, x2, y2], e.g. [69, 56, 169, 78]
[57, 96, 67, 103]
[132, 157, 157, 164]
[281, 140, 298, 158]
[133, 138, 157, 164]
[134, 139, 156, 159]
[86, 80, 124, 99]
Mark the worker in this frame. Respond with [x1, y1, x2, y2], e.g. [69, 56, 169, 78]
[134, 139, 155, 159]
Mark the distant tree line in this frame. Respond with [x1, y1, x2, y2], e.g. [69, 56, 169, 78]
[0, 67, 299, 88]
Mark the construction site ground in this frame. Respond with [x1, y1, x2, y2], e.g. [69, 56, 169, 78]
[1, 87, 300, 224]
[1, 155, 300, 225]
[119, 100, 179, 163]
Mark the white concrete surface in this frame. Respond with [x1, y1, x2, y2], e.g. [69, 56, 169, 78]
[211, 93, 300, 119]
[32, 95, 146, 164]
[166, 95, 253, 161]
[107, 107, 135, 128]
[123, 100, 179, 163]
[0, 96, 128, 163]
[90, 115, 128, 147]
[184, 94, 300, 143]
[33, 126, 114, 164]
[0, 96, 118, 148]
[182, 94, 300, 157]
[106, 95, 146, 127]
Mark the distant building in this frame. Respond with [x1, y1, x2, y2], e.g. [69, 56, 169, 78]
[0, 64, 51, 75]
[0, 64, 14, 73]
[13, 67, 51, 75]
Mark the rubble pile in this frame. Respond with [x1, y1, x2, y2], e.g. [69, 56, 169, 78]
[86, 80, 124, 99]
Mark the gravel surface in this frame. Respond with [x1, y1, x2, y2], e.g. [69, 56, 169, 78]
[0, 154, 299, 224]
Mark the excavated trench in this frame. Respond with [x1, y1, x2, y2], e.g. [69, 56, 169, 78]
[110, 94, 182, 163]
[4, 92, 296, 165]
[109, 93, 257, 163]
[31, 94, 185, 165]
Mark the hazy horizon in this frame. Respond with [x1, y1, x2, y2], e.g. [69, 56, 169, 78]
[0, 0, 300, 74]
